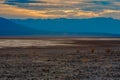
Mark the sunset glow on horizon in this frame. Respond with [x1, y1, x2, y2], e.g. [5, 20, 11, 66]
[0, 0, 120, 19]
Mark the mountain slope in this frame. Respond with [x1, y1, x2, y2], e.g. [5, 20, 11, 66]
[11, 17, 120, 34]
[0, 17, 120, 37]
[0, 17, 41, 36]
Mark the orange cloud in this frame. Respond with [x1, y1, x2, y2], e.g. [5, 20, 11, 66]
[76, 11, 99, 17]
[0, 3, 120, 19]
[0, 4, 61, 18]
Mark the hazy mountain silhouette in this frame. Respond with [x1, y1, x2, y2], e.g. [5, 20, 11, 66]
[0, 17, 120, 37]
[0, 17, 50, 36]
[11, 17, 120, 34]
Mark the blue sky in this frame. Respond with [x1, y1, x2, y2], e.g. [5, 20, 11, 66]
[0, 0, 120, 19]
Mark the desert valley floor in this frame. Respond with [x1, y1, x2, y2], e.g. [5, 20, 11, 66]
[0, 38, 119, 80]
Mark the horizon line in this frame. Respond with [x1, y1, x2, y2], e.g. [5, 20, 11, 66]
[2, 17, 119, 20]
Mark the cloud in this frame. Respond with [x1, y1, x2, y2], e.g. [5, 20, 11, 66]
[90, 1, 111, 5]
[5, 0, 46, 3]
[0, 0, 120, 19]
[0, 0, 5, 3]
[99, 10, 120, 19]
[3, 0, 83, 9]
[0, 4, 59, 18]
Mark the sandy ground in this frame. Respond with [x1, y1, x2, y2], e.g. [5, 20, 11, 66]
[0, 38, 119, 80]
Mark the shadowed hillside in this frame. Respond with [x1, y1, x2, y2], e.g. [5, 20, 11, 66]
[0, 17, 40, 36]
[0, 17, 120, 37]
[11, 17, 120, 34]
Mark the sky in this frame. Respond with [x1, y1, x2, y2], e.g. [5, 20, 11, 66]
[0, 0, 120, 19]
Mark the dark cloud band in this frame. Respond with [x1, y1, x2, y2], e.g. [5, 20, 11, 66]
[5, 0, 46, 3]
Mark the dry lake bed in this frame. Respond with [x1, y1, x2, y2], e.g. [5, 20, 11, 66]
[0, 38, 119, 80]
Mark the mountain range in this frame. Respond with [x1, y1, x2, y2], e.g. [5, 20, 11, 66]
[0, 17, 120, 37]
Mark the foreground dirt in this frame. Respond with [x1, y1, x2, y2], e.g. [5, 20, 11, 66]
[0, 40, 120, 80]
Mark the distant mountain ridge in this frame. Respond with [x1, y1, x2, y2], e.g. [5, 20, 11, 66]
[0, 17, 38, 36]
[11, 17, 120, 34]
[0, 17, 120, 37]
